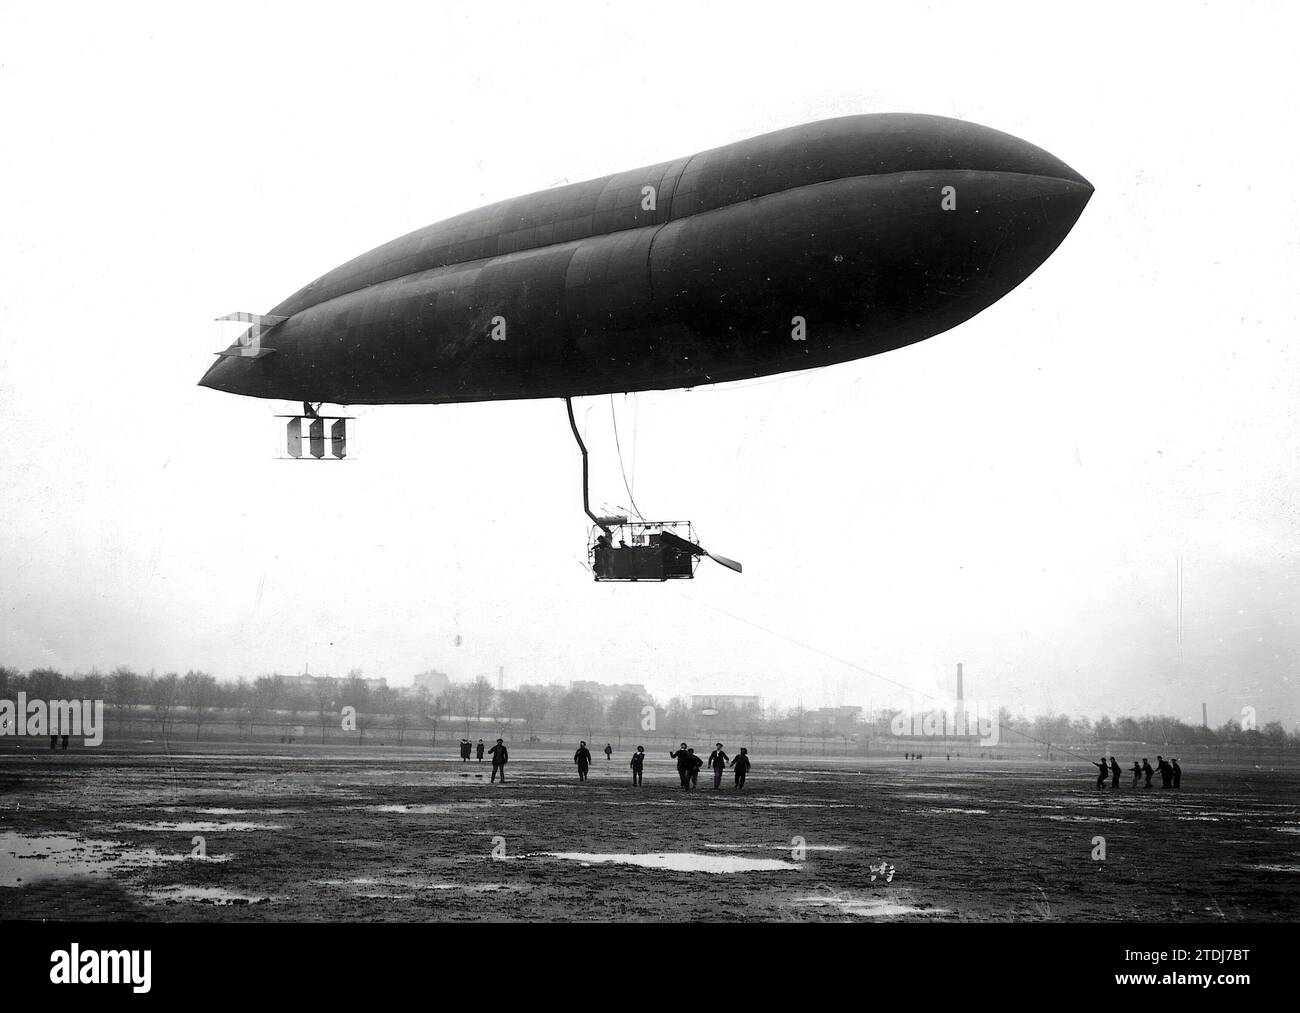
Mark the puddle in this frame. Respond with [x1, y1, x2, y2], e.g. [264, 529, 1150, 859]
[727, 801, 856, 810]
[1250, 864, 1300, 873]
[367, 803, 486, 815]
[146, 886, 272, 905]
[0, 831, 228, 887]
[114, 821, 282, 832]
[925, 808, 989, 815]
[1042, 815, 1131, 823]
[791, 894, 946, 918]
[702, 843, 846, 852]
[541, 852, 800, 873]
[312, 876, 514, 893]
[159, 807, 302, 816]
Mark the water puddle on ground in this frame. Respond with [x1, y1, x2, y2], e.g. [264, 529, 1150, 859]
[703, 843, 846, 852]
[367, 803, 487, 815]
[542, 852, 800, 873]
[924, 808, 989, 815]
[159, 807, 303, 816]
[114, 821, 282, 832]
[0, 831, 228, 887]
[726, 801, 857, 809]
[312, 877, 515, 893]
[791, 894, 946, 918]
[1043, 815, 1131, 823]
[146, 886, 272, 905]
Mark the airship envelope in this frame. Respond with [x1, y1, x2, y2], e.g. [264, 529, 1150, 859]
[200, 114, 1092, 405]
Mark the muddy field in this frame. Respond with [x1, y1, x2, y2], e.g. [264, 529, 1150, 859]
[1, 742, 1296, 921]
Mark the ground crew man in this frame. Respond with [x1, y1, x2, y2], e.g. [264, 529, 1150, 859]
[730, 747, 751, 789]
[574, 741, 593, 782]
[708, 743, 730, 789]
[669, 742, 692, 790]
[488, 738, 508, 783]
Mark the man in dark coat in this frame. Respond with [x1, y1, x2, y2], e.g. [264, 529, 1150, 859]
[730, 747, 751, 789]
[687, 748, 702, 788]
[1092, 758, 1109, 789]
[1171, 758, 1182, 788]
[669, 742, 691, 790]
[630, 745, 645, 786]
[707, 743, 730, 789]
[488, 738, 508, 783]
[574, 741, 593, 781]
[1141, 758, 1154, 788]
[1108, 756, 1122, 788]
[1156, 755, 1173, 789]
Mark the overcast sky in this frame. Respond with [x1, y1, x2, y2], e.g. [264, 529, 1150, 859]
[2, 1, 1296, 727]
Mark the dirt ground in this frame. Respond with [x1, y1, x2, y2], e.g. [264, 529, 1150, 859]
[1, 741, 1296, 921]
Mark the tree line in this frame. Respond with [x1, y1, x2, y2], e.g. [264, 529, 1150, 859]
[0, 665, 1294, 750]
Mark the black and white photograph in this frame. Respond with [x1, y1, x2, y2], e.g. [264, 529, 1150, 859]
[0, 0, 1294, 993]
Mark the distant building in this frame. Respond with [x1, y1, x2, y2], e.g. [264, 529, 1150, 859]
[569, 681, 650, 706]
[281, 673, 388, 693]
[690, 694, 762, 715]
[410, 670, 450, 697]
[805, 705, 864, 731]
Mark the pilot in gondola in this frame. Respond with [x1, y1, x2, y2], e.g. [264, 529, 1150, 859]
[592, 531, 612, 577]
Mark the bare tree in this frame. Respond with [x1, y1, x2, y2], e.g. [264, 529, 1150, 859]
[393, 698, 412, 745]
[182, 670, 216, 738]
[315, 679, 339, 745]
[152, 672, 179, 741]
[471, 675, 495, 726]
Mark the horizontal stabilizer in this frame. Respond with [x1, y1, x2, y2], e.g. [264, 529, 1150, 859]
[215, 312, 289, 326]
[215, 346, 277, 359]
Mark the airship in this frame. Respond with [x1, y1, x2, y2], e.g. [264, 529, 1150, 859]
[200, 113, 1091, 579]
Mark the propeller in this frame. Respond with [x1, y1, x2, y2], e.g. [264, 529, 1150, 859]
[704, 550, 743, 573]
[659, 530, 742, 574]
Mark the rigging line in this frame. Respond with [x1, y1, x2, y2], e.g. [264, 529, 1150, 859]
[610, 395, 644, 521]
[630, 393, 638, 502]
[668, 590, 1102, 763]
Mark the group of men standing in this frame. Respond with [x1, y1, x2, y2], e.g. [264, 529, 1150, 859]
[667, 742, 750, 790]
[570, 740, 751, 789]
[454, 737, 755, 790]
[1092, 755, 1183, 789]
[459, 736, 508, 780]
